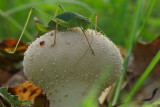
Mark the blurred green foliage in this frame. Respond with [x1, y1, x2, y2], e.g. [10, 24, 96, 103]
[0, 0, 160, 106]
[0, 0, 160, 47]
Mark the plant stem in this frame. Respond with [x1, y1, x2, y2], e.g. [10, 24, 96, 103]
[112, 0, 145, 105]
[125, 50, 160, 103]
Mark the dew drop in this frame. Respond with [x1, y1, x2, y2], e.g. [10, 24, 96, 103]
[58, 99, 61, 102]
[56, 75, 59, 78]
[82, 91, 87, 95]
[29, 57, 33, 60]
[64, 94, 68, 97]
[50, 82, 53, 85]
[66, 80, 69, 83]
[55, 89, 58, 92]
[61, 84, 64, 87]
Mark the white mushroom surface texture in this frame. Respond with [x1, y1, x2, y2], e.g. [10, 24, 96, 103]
[23, 28, 123, 107]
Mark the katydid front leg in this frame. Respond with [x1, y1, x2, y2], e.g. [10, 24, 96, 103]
[6, 8, 34, 54]
[81, 27, 95, 55]
[6, 7, 68, 54]
[51, 21, 59, 47]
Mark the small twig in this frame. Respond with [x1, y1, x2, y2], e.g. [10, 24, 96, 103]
[143, 88, 158, 101]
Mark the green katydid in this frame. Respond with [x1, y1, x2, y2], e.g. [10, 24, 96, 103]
[8, 5, 99, 55]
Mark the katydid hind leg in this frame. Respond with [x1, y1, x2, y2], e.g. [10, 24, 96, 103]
[73, 47, 89, 68]
[54, 4, 66, 17]
[34, 17, 42, 37]
[36, 23, 49, 32]
[95, 13, 98, 32]
[51, 21, 59, 47]
[6, 8, 34, 54]
[89, 12, 98, 32]
[54, 5, 59, 17]
[89, 13, 106, 35]
[81, 28, 95, 55]
[58, 4, 66, 12]
[32, 8, 61, 23]
[89, 12, 96, 21]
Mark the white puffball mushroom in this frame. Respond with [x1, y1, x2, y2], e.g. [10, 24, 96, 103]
[23, 28, 123, 107]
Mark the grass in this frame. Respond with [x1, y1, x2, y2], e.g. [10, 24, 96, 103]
[0, 0, 160, 106]
[112, 0, 146, 105]
[0, 9, 32, 40]
[125, 50, 160, 103]
[112, 0, 158, 106]
[0, 0, 159, 43]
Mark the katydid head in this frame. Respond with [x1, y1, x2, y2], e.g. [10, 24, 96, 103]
[79, 17, 92, 30]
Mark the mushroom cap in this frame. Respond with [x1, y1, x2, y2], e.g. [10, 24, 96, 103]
[23, 28, 123, 107]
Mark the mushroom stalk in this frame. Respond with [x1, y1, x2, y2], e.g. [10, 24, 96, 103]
[23, 28, 123, 107]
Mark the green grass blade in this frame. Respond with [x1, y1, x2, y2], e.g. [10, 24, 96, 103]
[112, 0, 145, 105]
[78, 68, 112, 107]
[136, 0, 156, 41]
[6, 3, 41, 15]
[125, 50, 160, 103]
[6, 0, 93, 15]
[112, 0, 129, 44]
[78, 89, 98, 107]
[0, 9, 33, 40]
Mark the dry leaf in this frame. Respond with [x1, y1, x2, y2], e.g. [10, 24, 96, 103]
[117, 45, 126, 58]
[31, 94, 49, 107]
[128, 36, 160, 78]
[8, 81, 43, 101]
[0, 69, 12, 85]
[2, 71, 27, 87]
[0, 38, 28, 71]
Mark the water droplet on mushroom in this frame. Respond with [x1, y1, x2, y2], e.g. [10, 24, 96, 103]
[66, 80, 69, 83]
[58, 99, 61, 102]
[56, 75, 59, 78]
[64, 94, 68, 97]
[50, 82, 53, 85]
[29, 57, 33, 60]
[82, 91, 87, 95]
[55, 89, 58, 92]
[61, 84, 64, 87]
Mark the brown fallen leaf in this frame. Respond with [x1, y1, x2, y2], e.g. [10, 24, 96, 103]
[121, 37, 160, 103]
[117, 45, 126, 58]
[31, 94, 49, 107]
[0, 38, 28, 73]
[0, 38, 22, 48]
[0, 38, 28, 53]
[128, 36, 160, 78]
[0, 69, 12, 85]
[8, 81, 43, 101]
[2, 71, 27, 87]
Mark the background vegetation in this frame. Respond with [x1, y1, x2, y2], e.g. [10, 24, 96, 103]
[0, 0, 160, 47]
[0, 0, 160, 107]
